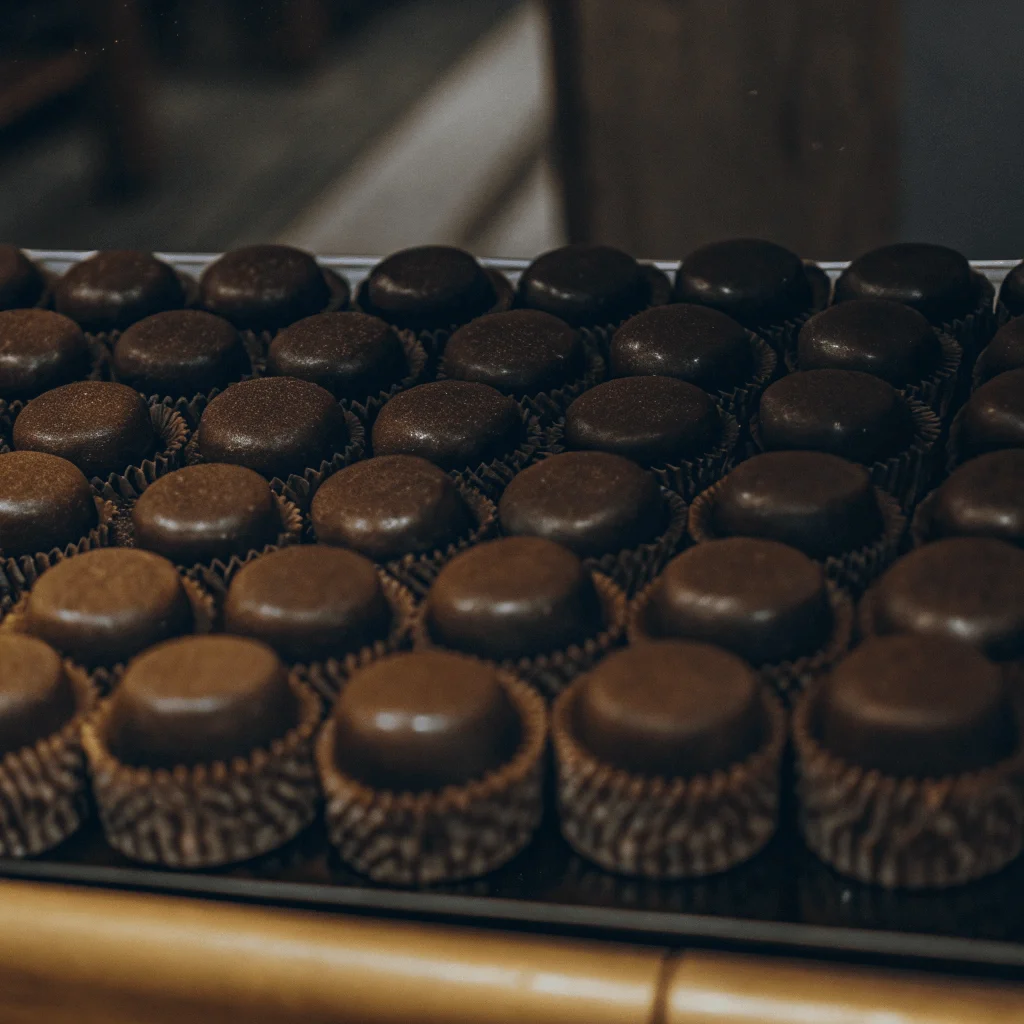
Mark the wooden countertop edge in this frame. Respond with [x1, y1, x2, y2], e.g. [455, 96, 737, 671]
[0, 879, 1020, 1024]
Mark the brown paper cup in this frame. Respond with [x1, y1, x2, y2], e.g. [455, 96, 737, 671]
[339, 330, 430, 425]
[750, 261, 831, 356]
[90, 403, 190, 498]
[0, 662, 97, 857]
[793, 681, 1024, 888]
[449, 408, 546, 502]
[318, 668, 546, 885]
[688, 477, 906, 596]
[411, 571, 627, 702]
[629, 579, 854, 706]
[942, 272, 997, 359]
[83, 670, 321, 869]
[553, 681, 786, 878]
[712, 333, 779, 428]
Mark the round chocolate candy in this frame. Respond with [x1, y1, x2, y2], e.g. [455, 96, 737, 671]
[865, 537, 1024, 660]
[0, 634, 78, 755]
[267, 311, 408, 402]
[53, 251, 185, 333]
[0, 246, 45, 310]
[517, 244, 648, 328]
[442, 310, 584, 396]
[331, 650, 521, 792]
[645, 538, 832, 665]
[223, 545, 392, 664]
[957, 368, 1024, 459]
[673, 239, 811, 326]
[998, 261, 1024, 318]
[758, 369, 915, 465]
[564, 376, 722, 465]
[364, 246, 495, 329]
[818, 635, 1015, 777]
[833, 243, 975, 324]
[929, 450, 1024, 546]
[0, 309, 90, 400]
[0, 450, 97, 557]
[425, 536, 603, 661]
[499, 451, 666, 558]
[575, 640, 764, 777]
[797, 299, 942, 388]
[22, 548, 195, 667]
[311, 454, 472, 561]
[711, 451, 884, 561]
[199, 244, 332, 332]
[198, 377, 347, 480]
[610, 303, 756, 392]
[131, 463, 280, 566]
[371, 381, 522, 471]
[113, 309, 248, 398]
[975, 318, 1024, 386]
[13, 381, 157, 479]
[105, 634, 297, 769]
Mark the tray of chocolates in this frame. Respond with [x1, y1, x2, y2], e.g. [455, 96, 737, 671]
[0, 243, 1023, 972]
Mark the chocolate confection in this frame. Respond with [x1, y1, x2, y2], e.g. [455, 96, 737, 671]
[957, 368, 1024, 458]
[710, 451, 884, 560]
[54, 251, 185, 333]
[0, 451, 97, 557]
[363, 246, 496, 329]
[131, 463, 279, 565]
[331, 650, 520, 791]
[268, 312, 408, 402]
[929, 450, 1024, 546]
[610, 304, 756, 392]
[797, 299, 942, 387]
[0, 309, 90, 400]
[975, 318, 1024, 385]
[0, 246, 45, 310]
[442, 310, 584, 396]
[574, 641, 764, 777]
[371, 381, 522, 471]
[199, 244, 332, 332]
[0, 634, 78, 755]
[224, 545, 392, 663]
[564, 376, 722, 465]
[113, 310, 248, 398]
[758, 369, 915, 465]
[499, 451, 665, 558]
[998, 260, 1024, 318]
[817, 635, 1015, 777]
[198, 377, 347, 480]
[105, 635, 297, 769]
[425, 536, 603, 661]
[673, 239, 812, 326]
[311, 454, 472, 561]
[517, 245, 649, 328]
[13, 381, 157, 479]
[643, 538, 832, 664]
[22, 548, 195, 667]
[864, 537, 1024, 660]
[834, 243, 975, 324]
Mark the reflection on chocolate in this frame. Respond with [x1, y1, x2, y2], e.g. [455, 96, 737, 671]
[975, 318, 1024, 385]
[818, 635, 1015, 777]
[929, 450, 1024, 546]
[106, 634, 297, 768]
[0, 634, 78, 755]
[0, 309, 90, 400]
[332, 650, 521, 791]
[0, 246, 44, 310]
[957, 368, 1024, 459]
[575, 641, 763, 777]
[224, 545, 392, 663]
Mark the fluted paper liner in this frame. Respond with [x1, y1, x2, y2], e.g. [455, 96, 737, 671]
[83, 670, 321, 869]
[0, 495, 117, 600]
[688, 477, 906, 596]
[712, 332, 779, 428]
[411, 571, 627, 702]
[793, 680, 1024, 888]
[0, 662, 96, 857]
[747, 261, 831, 356]
[941, 272, 997, 359]
[340, 330, 429, 425]
[552, 681, 786, 879]
[317, 667, 546, 885]
[448, 407, 546, 502]
[546, 411, 739, 503]
[629, 579, 854, 705]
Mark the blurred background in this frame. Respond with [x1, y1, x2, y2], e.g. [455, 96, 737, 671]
[1, 0, 1022, 260]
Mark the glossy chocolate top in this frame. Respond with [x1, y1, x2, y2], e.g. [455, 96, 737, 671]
[0, 634, 78, 755]
[975, 318, 1024, 386]
[930, 450, 1024, 547]
[0, 246, 44, 310]
[957, 368, 1024, 459]
[0, 309, 90, 400]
